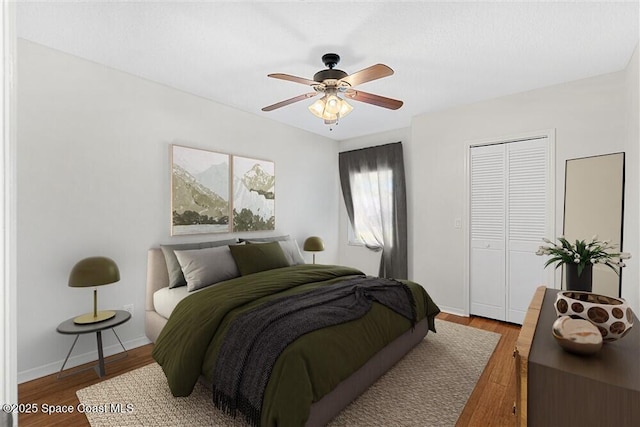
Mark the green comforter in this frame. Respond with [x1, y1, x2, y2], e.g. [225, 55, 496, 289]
[152, 264, 440, 426]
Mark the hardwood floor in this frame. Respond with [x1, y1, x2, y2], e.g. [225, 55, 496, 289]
[441, 313, 521, 427]
[17, 345, 153, 427]
[17, 313, 520, 427]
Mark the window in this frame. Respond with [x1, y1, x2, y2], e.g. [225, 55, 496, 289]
[339, 142, 408, 278]
[347, 168, 394, 247]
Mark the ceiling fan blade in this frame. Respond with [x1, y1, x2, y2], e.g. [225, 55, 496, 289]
[344, 90, 403, 110]
[262, 92, 318, 112]
[268, 73, 318, 86]
[340, 64, 394, 87]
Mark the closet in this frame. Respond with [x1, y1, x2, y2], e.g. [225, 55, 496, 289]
[469, 136, 553, 324]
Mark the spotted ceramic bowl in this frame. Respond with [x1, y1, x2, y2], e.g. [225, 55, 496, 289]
[555, 291, 634, 342]
[552, 316, 603, 355]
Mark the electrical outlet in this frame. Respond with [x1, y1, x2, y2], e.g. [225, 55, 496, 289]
[123, 304, 134, 317]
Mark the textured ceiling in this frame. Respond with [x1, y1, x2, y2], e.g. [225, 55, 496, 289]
[16, 1, 640, 141]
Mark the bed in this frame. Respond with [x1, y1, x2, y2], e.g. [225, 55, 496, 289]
[145, 238, 440, 426]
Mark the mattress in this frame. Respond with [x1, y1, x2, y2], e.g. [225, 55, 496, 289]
[153, 285, 203, 319]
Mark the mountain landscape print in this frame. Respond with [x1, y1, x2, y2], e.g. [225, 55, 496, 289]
[233, 156, 275, 231]
[171, 145, 230, 235]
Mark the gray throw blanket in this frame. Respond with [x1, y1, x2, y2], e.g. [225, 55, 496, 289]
[211, 276, 417, 426]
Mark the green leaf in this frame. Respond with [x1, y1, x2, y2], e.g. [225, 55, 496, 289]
[603, 262, 621, 276]
[544, 257, 564, 269]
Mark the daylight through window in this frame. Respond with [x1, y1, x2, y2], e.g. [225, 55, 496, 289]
[349, 168, 394, 248]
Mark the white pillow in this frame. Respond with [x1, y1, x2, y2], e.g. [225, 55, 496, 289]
[278, 239, 305, 265]
[174, 246, 240, 292]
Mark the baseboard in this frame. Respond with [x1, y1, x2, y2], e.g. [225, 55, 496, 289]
[18, 336, 151, 384]
[438, 305, 469, 317]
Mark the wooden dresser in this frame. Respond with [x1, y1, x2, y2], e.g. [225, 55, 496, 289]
[515, 286, 640, 427]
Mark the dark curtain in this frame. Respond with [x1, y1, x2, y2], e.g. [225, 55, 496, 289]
[339, 142, 408, 279]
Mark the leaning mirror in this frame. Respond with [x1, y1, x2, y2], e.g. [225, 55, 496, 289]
[563, 152, 625, 297]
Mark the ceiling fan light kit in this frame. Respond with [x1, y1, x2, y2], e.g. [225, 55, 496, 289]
[308, 91, 353, 125]
[263, 53, 403, 128]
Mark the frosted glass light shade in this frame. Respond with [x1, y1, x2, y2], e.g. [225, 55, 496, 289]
[308, 95, 353, 122]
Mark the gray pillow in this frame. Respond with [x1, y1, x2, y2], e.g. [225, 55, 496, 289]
[246, 238, 305, 266]
[239, 235, 290, 243]
[278, 239, 305, 265]
[161, 238, 238, 288]
[174, 246, 240, 292]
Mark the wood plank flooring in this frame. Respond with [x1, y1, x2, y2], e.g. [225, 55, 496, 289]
[441, 313, 521, 427]
[17, 345, 153, 427]
[17, 313, 520, 427]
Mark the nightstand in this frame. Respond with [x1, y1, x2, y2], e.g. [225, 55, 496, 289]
[56, 309, 131, 378]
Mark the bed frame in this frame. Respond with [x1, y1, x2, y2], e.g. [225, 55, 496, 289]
[145, 247, 430, 426]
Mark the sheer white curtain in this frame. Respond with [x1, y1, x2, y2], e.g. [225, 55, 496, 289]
[351, 169, 393, 251]
[339, 143, 407, 279]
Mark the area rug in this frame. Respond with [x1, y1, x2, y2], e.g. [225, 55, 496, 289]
[76, 320, 501, 427]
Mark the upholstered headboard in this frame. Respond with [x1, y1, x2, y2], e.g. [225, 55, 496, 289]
[145, 248, 170, 342]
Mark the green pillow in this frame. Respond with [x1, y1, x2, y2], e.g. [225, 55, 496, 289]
[245, 239, 305, 266]
[229, 241, 290, 276]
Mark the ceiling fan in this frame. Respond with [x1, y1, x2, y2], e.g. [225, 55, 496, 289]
[262, 53, 403, 127]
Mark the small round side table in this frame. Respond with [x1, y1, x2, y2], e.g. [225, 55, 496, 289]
[56, 310, 131, 378]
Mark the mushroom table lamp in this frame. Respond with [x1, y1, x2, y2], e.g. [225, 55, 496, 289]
[69, 256, 120, 324]
[303, 236, 325, 264]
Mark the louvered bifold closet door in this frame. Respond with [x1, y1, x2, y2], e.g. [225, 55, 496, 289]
[470, 144, 506, 321]
[506, 139, 550, 324]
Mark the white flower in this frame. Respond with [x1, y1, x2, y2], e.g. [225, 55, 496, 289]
[538, 236, 631, 272]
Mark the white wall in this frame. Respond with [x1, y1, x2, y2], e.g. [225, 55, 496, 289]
[339, 60, 639, 317]
[16, 40, 340, 382]
[412, 70, 635, 316]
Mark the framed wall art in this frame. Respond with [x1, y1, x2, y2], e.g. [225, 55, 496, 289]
[232, 155, 275, 232]
[170, 145, 231, 235]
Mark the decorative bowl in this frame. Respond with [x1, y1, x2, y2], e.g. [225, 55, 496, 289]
[552, 316, 603, 355]
[555, 291, 634, 342]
